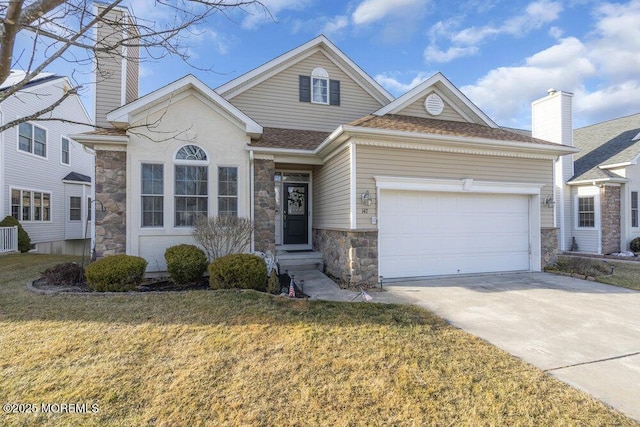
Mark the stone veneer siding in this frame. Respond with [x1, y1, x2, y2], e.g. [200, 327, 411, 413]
[601, 185, 621, 254]
[253, 159, 276, 253]
[94, 149, 126, 257]
[313, 228, 378, 286]
[541, 227, 559, 267]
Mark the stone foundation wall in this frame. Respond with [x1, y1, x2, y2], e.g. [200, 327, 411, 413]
[601, 186, 621, 254]
[95, 149, 126, 257]
[253, 159, 276, 253]
[312, 228, 378, 286]
[541, 227, 559, 267]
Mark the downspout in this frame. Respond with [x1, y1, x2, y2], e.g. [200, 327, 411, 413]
[249, 150, 255, 252]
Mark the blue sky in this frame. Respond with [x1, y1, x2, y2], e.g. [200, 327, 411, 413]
[18, 0, 640, 130]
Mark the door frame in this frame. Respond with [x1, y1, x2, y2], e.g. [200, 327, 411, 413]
[276, 170, 312, 250]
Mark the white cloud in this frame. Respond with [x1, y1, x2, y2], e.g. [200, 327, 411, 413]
[352, 0, 429, 25]
[375, 72, 433, 95]
[460, 37, 596, 127]
[321, 15, 349, 35]
[459, 0, 640, 127]
[240, 0, 311, 29]
[427, 0, 563, 63]
[424, 45, 479, 63]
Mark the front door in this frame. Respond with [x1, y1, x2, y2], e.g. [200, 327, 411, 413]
[283, 183, 308, 245]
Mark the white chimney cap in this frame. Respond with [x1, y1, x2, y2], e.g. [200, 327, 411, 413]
[547, 88, 558, 95]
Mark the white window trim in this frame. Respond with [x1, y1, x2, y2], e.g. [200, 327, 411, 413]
[311, 67, 329, 105]
[173, 145, 210, 228]
[10, 187, 53, 223]
[217, 165, 239, 217]
[17, 122, 48, 160]
[69, 196, 82, 222]
[141, 162, 165, 229]
[60, 136, 70, 166]
[574, 193, 600, 230]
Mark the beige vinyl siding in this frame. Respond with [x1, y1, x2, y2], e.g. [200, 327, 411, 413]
[313, 145, 351, 229]
[227, 52, 385, 132]
[355, 144, 554, 229]
[397, 94, 466, 122]
[95, 6, 126, 128]
[124, 43, 139, 104]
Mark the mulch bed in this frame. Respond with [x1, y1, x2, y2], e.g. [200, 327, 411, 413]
[31, 273, 308, 297]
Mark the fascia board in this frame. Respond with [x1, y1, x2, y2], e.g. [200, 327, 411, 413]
[107, 75, 262, 135]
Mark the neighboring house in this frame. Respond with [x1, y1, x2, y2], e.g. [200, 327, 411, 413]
[73, 7, 576, 283]
[0, 70, 95, 254]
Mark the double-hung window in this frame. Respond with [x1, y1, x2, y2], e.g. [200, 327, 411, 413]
[141, 164, 164, 227]
[69, 196, 82, 221]
[175, 145, 208, 227]
[632, 191, 638, 228]
[311, 68, 329, 104]
[577, 196, 595, 228]
[299, 67, 340, 106]
[218, 167, 238, 216]
[61, 138, 70, 165]
[18, 122, 47, 157]
[12, 189, 51, 221]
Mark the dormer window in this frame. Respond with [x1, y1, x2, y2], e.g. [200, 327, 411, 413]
[299, 69, 340, 106]
[311, 68, 329, 104]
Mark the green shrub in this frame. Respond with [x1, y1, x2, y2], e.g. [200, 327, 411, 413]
[164, 244, 208, 285]
[266, 269, 281, 294]
[208, 254, 267, 290]
[85, 254, 147, 292]
[41, 262, 84, 286]
[0, 215, 31, 253]
[630, 237, 640, 252]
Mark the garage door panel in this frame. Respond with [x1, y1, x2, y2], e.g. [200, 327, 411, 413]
[379, 190, 531, 278]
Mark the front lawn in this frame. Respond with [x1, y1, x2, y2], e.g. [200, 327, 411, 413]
[0, 253, 636, 426]
[550, 255, 640, 291]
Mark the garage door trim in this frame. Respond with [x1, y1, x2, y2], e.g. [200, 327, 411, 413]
[374, 176, 543, 276]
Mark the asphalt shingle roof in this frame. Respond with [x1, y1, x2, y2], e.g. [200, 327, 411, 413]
[251, 127, 330, 150]
[571, 113, 640, 182]
[349, 114, 560, 146]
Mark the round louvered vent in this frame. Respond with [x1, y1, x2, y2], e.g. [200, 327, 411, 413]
[424, 93, 444, 116]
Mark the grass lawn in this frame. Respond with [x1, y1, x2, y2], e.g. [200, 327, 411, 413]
[0, 253, 637, 426]
[552, 255, 640, 291]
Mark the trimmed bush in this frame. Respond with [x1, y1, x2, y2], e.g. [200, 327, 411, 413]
[85, 254, 147, 292]
[164, 244, 208, 285]
[630, 237, 640, 252]
[209, 254, 267, 290]
[0, 215, 31, 253]
[266, 269, 281, 294]
[41, 262, 84, 286]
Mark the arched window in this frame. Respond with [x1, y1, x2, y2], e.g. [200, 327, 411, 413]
[311, 67, 329, 104]
[174, 145, 208, 227]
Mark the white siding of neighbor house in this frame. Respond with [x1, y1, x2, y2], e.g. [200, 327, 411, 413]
[1, 78, 94, 249]
[355, 143, 554, 230]
[126, 90, 251, 271]
[396, 93, 467, 122]
[226, 51, 385, 132]
[570, 185, 600, 253]
[618, 165, 640, 249]
[312, 145, 352, 229]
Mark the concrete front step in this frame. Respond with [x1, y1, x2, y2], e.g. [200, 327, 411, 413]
[277, 250, 324, 272]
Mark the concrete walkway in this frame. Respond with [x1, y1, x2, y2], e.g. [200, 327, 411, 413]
[294, 269, 640, 421]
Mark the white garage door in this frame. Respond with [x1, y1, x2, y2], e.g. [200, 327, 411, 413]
[379, 190, 531, 278]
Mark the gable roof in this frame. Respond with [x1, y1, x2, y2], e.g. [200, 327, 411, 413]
[216, 35, 394, 106]
[373, 73, 497, 128]
[570, 113, 640, 183]
[107, 74, 263, 137]
[0, 70, 59, 91]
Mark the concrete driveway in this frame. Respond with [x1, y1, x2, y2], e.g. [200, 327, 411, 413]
[384, 272, 640, 422]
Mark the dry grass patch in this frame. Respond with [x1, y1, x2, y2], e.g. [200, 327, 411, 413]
[552, 255, 640, 291]
[0, 253, 636, 426]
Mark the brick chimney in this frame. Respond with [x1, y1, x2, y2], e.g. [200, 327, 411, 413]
[531, 89, 574, 251]
[93, 3, 139, 128]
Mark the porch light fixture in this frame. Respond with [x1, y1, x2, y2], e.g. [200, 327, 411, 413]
[361, 190, 372, 206]
[543, 195, 555, 208]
